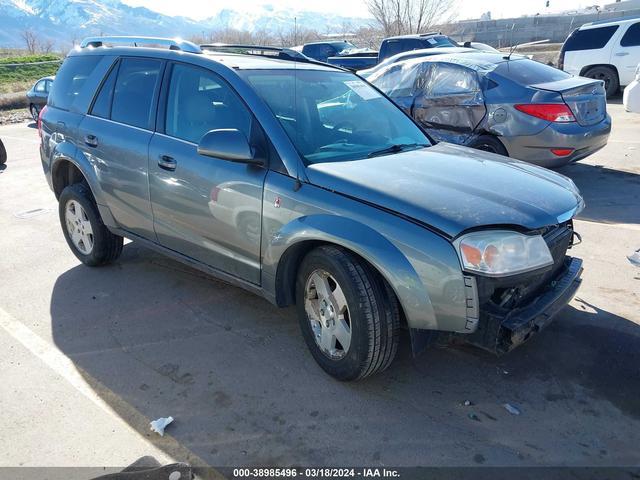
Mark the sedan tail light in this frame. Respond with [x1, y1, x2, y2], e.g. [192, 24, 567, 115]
[37, 105, 47, 139]
[514, 104, 576, 123]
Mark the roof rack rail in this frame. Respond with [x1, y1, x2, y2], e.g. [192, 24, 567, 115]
[200, 43, 312, 61]
[80, 36, 202, 54]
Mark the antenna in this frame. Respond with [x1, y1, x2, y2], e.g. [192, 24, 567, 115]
[504, 38, 550, 61]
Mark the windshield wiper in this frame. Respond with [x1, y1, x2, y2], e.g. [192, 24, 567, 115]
[367, 143, 428, 158]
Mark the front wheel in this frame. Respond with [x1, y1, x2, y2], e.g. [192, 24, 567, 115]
[296, 245, 400, 381]
[58, 183, 123, 266]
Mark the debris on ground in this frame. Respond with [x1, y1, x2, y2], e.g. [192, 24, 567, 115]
[462, 400, 474, 406]
[150, 416, 174, 436]
[628, 249, 640, 267]
[468, 412, 481, 422]
[503, 403, 521, 416]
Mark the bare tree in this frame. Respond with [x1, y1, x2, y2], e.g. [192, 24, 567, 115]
[366, 0, 456, 37]
[21, 29, 39, 54]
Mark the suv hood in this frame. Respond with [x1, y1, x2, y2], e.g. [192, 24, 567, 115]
[306, 143, 583, 238]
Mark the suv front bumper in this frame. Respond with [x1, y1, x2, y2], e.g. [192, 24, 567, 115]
[463, 256, 583, 354]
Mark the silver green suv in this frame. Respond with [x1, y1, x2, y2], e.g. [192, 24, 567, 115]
[39, 37, 584, 380]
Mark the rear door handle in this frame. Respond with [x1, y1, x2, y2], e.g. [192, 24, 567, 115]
[84, 134, 98, 147]
[615, 52, 630, 56]
[158, 154, 177, 171]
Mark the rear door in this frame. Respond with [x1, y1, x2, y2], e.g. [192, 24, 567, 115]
[613, 21, 640, 86]
[78, 56, 164, 239]
[411, 62, 486, 142]
[148, 62, 268, 284]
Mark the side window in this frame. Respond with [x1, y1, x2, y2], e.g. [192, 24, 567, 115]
[48, 55, 102, 110]
[621, 22, 640, 47]
[165, 63, 252, 144]
[90, 62, 119, 119]
[34, 81, 46, 92]
[429, 63, 480, 96]
[111, 58, 162, 130]
[564, 26, 619, 51]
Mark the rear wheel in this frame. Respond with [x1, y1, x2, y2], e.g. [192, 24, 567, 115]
[583, 66, 619, 98]
[296, 245, 400, 381]
[469, 135, 508, 156]
[30, 104, 39, 122]
[58, 183, 123, 266]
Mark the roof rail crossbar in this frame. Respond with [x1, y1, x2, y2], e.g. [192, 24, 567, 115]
[200, 43, 311, 61]
[80, 36, 202, 54]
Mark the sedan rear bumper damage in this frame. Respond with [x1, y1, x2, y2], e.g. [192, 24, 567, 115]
[463, 257, 583, 354]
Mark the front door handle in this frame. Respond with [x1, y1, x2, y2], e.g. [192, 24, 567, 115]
[158, 154, 177, 171]
[84, 134, 98, 147]
[615, 52, 630, 56]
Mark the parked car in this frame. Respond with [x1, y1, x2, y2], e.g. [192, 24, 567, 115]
[41, 36, 585, 380]
[623, 62, 640, 112]
[368, 53, 611, 167]
[559, 16, 640, 97]
[328, 32, 459, 70]
[296, 41, 362, 62]
[26, 76, 54, 121]
[358, 46, 476, 78]
[0, 138, 6, 165]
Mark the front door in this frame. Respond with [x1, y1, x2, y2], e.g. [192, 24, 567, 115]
[148, 62, 267, 284]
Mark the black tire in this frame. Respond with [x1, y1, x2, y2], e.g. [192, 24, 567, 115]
[296, 245, 400, 381]
[58, 183, 123, 266]
[583, 66, 619, 98]
[469, 135, 509, 156]
[30, 104, 39, 122]
[0, 139, 6, 165]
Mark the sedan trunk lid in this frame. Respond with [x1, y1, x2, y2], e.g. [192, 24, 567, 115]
[532, 77, 607, 126]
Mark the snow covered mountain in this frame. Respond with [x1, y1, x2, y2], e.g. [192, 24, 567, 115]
[0, 0, 371, 48]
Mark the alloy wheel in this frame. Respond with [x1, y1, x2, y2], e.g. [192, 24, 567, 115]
[65, 200, 94, 255]
[304, 269, 352, 360]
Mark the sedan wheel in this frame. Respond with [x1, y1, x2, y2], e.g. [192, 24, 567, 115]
[65, 199, 94, 255]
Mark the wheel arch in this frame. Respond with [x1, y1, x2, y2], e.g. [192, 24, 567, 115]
[263, 214, 438, 330]
[579, 63, 619, 78]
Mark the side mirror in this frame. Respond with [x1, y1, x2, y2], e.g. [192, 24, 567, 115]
[197, 129, 262, 165]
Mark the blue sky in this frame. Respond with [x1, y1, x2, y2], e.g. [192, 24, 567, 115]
[121, 0, 602, 21]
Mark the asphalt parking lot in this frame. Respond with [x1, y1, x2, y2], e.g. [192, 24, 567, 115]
[0, 103, 639, 470]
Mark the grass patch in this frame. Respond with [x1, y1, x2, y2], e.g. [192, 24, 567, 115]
[0, 54, 62, 94]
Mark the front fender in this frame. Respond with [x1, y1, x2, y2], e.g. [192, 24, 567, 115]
[263, 214, 439, 330]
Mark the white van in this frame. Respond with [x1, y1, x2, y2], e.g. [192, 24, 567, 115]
[559, 16, 640, 97]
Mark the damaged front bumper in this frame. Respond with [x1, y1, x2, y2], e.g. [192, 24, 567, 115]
[463, 256, 583, 354]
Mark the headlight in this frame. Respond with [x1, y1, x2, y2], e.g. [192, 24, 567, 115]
[454, 230, 553, 276]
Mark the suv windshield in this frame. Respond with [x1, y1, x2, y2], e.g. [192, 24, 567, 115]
[239, 69, 430, 164]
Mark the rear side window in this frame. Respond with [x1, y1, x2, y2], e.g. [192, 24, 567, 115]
[48, 55, 101, 110]
[429, 63, 480, 96]
[111, 58, 162, 129]
[564, 26, 619, 51]
[90, 63, 119, 119]
[165, 63, 252, 144]
[34, 80, 46, 92]
[495, 59, 570, 85]
[621, 22, 640, 47]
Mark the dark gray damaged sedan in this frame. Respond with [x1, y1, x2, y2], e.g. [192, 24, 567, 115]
[41, 39, 584, 380]
[369, 52, 611, 168]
